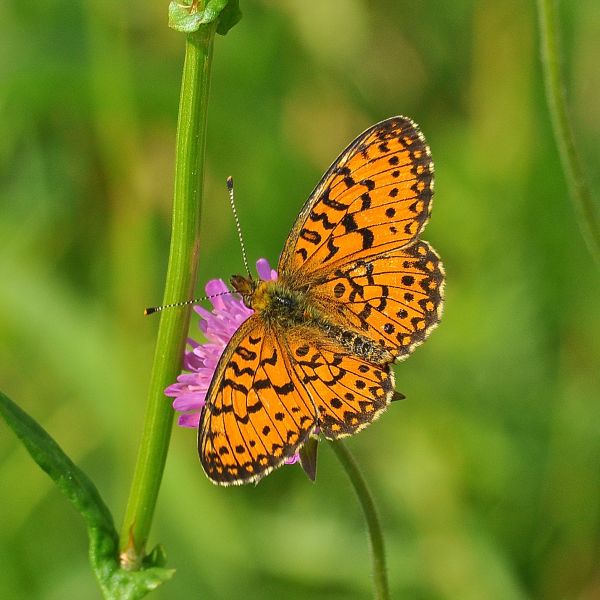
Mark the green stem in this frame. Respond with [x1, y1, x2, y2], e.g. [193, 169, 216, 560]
[119, 25, 216, 567]
[536, 0, 600, 265]
[329, 441, 390, 600]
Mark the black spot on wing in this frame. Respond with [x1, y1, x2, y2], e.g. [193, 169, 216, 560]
[272, 381, 295, 395]
[247, 400, 264, 413]
[229, 361, 255, 377]
[341, 213, 358, 233]
[221, 379, 249, 394]
[300, 229, 322, 245]
[261, 348, 278, 366]
[254, 378, 271, 390]
[296, 248, 308, 261]
[235, 347, 257, 361]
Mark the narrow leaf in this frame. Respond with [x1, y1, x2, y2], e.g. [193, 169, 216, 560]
[0, 391, 116, 539]
[0, 392, 174, 599]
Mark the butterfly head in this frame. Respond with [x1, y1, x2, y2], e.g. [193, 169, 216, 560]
[231, 274, 289, 315]
[230, 274, 263, 310]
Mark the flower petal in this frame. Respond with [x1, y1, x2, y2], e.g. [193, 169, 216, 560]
[256, 258, 277, 281]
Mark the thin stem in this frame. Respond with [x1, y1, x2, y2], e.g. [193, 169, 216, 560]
[536, 0, 600, 266]
[329, 441, 390, 600]
[119, 25, 216, 567]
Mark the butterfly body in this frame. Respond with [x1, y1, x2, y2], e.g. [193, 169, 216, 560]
[199, 117, 445, 486]
[232, 274, 395, 365]
[231, 275, 310, 322]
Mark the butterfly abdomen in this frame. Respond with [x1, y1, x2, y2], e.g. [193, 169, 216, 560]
[319, 322, 393, 365]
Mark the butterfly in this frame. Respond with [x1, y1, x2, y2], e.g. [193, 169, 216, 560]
[199, 116, 445, 485]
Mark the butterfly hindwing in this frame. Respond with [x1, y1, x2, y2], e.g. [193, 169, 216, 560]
[285, 333, 395, 438]
[308, 240, 444, 360]
[199, 316, 317, 485]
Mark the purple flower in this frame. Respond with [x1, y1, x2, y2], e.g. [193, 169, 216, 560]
[165, 258, 300, 465]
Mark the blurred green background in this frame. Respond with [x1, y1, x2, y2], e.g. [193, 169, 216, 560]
[2, 1, 600, 598]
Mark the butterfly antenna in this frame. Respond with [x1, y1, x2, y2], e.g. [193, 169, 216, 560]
[227, 176, 252, 279]
[144, 291, 232, 316]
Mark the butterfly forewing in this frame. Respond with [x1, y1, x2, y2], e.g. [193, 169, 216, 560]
[199, 317, 317, 485]
[279, 116, 433, 280]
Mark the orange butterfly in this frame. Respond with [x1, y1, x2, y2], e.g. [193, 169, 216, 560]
[199, 116, 445, 485]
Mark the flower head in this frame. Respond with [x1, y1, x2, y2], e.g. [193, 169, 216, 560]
[165, 258, 300, 465]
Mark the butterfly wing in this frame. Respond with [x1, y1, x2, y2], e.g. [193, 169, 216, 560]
[283, 332, 399, 439]
[199, 315, 317, 485]
[279, 116, 433, 276]
[308, 240, 444, 360]
[279, 116, 444, 360]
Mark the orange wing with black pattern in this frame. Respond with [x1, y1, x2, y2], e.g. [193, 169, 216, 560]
[279, 116, 444, 361]
[198, 314, 401, 484]
[308, 240, 444, 360]
[283, 333, 400, 439]
[279, 116, 433, 278]
[198, 316, 317, 486]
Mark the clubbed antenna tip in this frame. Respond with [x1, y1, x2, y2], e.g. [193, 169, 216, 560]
[226, 176, 251, 278]
[143, 176, 251, 316]
[143, 291, 233, 316]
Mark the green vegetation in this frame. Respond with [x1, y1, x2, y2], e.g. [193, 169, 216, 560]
[1, 1, 599, 598]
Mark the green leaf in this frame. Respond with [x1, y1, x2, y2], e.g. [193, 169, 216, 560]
[168, 1, 206, 34]
[0, 391, 174, 599]
[168, 0, 241, 35]
[102, 556, 175, 600]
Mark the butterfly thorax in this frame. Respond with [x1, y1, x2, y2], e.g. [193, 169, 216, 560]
[230, 274, 393, 365]
[230, 275, 314, 322]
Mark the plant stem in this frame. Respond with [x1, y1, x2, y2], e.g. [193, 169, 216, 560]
[536, 0, 600, 265]
[329, 441, 390, 600]
[119, 25, 216, 567]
